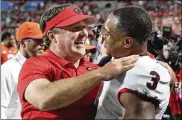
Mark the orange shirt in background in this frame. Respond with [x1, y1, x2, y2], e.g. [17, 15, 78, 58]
[1, 45, 17, 64]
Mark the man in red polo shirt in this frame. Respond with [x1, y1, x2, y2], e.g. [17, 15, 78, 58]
[17, 4, 139, 120]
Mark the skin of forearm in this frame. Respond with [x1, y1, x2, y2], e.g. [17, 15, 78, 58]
[39, 68, 104, 111]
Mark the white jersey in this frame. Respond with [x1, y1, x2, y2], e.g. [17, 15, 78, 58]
[95, 56, 170, 119]
[1, 51, 26, 119]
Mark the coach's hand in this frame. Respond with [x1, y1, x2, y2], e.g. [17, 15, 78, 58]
[99, 55, 139, 80]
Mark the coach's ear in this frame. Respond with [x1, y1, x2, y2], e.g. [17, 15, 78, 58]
[123, 37, 133, 48]
[47, 30, 57, 43]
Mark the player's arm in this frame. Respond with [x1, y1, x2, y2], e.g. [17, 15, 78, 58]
[157, 60, 176, 92]
[23, 55, 138, 111]
[119, 92, 156, 119]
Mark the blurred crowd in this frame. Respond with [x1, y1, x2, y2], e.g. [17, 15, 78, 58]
[1, 0, 182, 120]
[1, 0, 182, 35]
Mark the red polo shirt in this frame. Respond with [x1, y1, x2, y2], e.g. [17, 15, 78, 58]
[18, 49, 101, 120]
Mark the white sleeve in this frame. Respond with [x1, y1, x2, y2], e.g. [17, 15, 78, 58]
[1, 64, 14, 119]
[118, 71, 165, 103]
[117, 60, 170, 119]
[1, 107, 7, 119]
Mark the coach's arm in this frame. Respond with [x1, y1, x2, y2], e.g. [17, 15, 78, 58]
[24, 55, 138, 111]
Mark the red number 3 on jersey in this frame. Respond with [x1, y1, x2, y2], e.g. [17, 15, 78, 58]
[146, 71, 160, 90]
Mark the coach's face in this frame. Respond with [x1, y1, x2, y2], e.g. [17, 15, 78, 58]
[101, 14, 129, 58]
[52, 21, 88, 59]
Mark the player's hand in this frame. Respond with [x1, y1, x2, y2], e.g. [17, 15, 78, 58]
[99, 55, 139, 81]
[157, 60, 176, 92]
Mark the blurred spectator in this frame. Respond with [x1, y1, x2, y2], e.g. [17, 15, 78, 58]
[2, 0, 180, 35]
[85, 44, 96, 61]
[1, 22, 44, 119]
[1, 31, 17, 64]
[85, 24, 97, 62]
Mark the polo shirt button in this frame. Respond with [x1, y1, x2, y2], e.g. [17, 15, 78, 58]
[87, 67, 92, 71]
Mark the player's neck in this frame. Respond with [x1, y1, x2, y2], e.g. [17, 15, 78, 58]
[124, 44, 147, 57]
[134, 42, 147, 56]
[138, 49, 148, 56]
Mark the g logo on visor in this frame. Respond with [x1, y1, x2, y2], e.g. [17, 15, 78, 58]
[74, 8, 81, 13]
